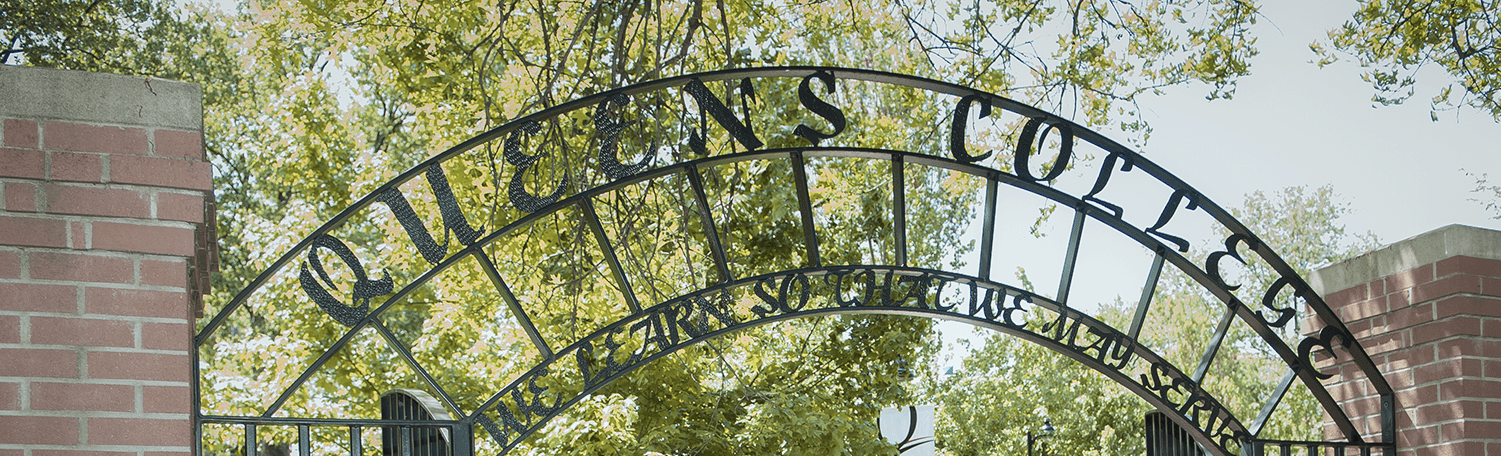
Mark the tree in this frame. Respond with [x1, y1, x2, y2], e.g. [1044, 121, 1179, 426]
[926, 185, 1377, 455]
[1468, 171, 1501, 218]
[5, 0, 1274, 454]
[1316, 0, 1501, 120]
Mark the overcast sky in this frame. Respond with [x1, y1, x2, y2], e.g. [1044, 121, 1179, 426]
[1130, 1, 1501, 245]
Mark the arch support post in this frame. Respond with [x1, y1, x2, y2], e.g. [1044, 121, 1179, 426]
[1308, 224, 1501, 456]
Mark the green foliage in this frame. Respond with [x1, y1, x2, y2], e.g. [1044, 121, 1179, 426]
[927, 186, 1375, 455]
[1467, 171, 1501, 218]
[3, 0, 1304, 454]
[928, 326, 1149, 456]
[1317, 0, 1501, 120]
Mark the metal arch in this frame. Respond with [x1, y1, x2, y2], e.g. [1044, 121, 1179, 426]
[196, 67, 1395, 455]
[462, 266, 1247, 455]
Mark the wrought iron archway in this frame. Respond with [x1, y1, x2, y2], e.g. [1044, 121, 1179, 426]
[195, 67, 1395, 456]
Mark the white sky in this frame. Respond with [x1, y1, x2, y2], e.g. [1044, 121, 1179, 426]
[1132, 1, 1501, 243]
[936, 0, 1501, 366]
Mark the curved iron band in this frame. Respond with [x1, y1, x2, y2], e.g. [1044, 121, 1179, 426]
[198, 66, 1140, 343]
[462, 265, 1250, 456]
[234, 146, 1364, 439]
[195, 67, 1389, 441]
[238, 146, 1363, 446]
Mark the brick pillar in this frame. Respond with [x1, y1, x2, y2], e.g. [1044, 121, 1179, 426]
[0, 66, 212, 456]
[1309, 224, 1501, 456]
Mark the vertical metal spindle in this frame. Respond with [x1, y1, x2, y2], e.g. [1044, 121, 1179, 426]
[245, 424, 258, 456]
[790, 151, 820, 267]
[298, 425, 311, 456]
[402, 427, 414, 456]
[892, 154, 907, 267]
[350, 425, 363, 456]
[978, 178, 998, 281]
[1055, 208, 1087, 305]
[1128, 253, 1165, 341]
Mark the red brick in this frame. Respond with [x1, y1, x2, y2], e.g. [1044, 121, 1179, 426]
[30, 382, 134, 411]
[87, 351, 188, 381]
[1342, 297, 1387, 321]
[1486, 319, 1501, 338]
[0, 147, 44, 179]
[45, 184, 150, 218]
[1361, 330, 1405, 355]
[1418, 440, 1484, 456]
[1343, 395, 1383, 417]
[153, 129, 202, 159]
[1413, 274, 1483, 303]
[1348, 316, 1378, 339]
[1484, 276, 1501, 297]
[1436, 255, 1501, 279]
[1326, 283, 1370, 307]
[142, 322, 189, 350]
[143, 385, 189, 413]
[29, 251, 133, 284]
[0, 415, 79, 444]
[0, 315, 17, 343]
[44, 122, 147, 155]
[5, 182, 37, 212]
[30, 316, 135, 348]
[5, 119, 39, 148]
[87, 417, 189, 446]
[1411, 317, 1483, 345]
[155, 191, 204, 223]
[1436, 338, 1483, 358]
[0, 347, 79, 378]
[0, 250, 18, 278]
[33, 451, 136, 456]
[1388, 265, 1435, 292]
[91, 221, 194, 256]
[1414, 358, 1484, 385]
[1489, 401, 1501, 419]
[109, 154, 211, 191]
[84, 287, 187, 319]
[0, 214, 67, 248]
[1388, 287, 1415, 309]
[1400, 424, 1440, 448]
[51, 151, 103, 182]
[1438, 378, 1501, 401]
[140, 258, 187, 288]
[0, 382, 16, 410]
[1388, 367, 1416, 389]
[1433, 295, 1501, 319]
[1397, 385, 1440, 406]
[0, 282, 79, 312]
[69, 220, 85, 249]
[1388, 346, 1438, 370]
[1390, 302, 1434, 330]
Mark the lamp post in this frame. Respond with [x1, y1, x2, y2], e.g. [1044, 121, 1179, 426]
[1027, 418, 1056, 456]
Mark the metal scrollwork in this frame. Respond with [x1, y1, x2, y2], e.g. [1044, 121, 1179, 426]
[1298, 326, 1352, 380]
[1206, 234, 1256, 292]
[1256, 277, 1303, 328]
[1145, 188, 1199, 252]
[793, 70, 847, 145]
[297, 234, 391, 327]
[684, 77, 763, 155]
[949, 94, 994, 163]
[593, 93, 655, 180]
[1014, 116, 1074, 182]
[504, 120, 568, 213]
[1081, 151, 1134, 218]
[201, 68, 1392, 456]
